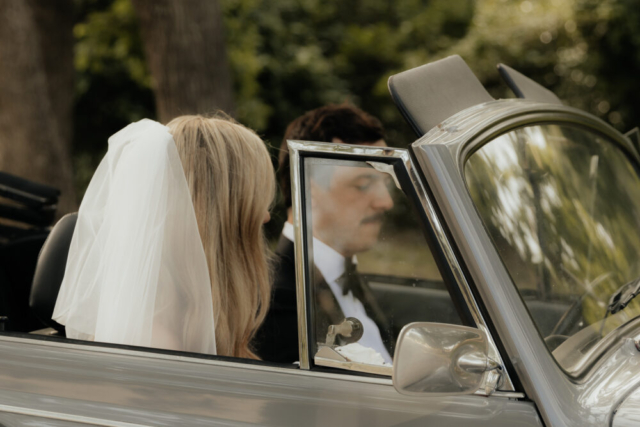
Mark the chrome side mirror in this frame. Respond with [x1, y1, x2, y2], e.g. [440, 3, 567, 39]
[393, 322, 501, 396]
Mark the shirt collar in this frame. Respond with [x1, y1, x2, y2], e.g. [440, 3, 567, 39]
[281, 222, 349, 284]
[282, 221, 295, 242]
[312, 236, 346, 285]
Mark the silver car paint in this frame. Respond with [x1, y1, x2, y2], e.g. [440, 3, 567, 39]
[413, 99, 640, 427]
[0, 336, 541, 426]
[612, 377, 640, 427]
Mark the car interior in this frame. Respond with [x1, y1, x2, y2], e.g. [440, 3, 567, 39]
[0, 172, 60, 334]
[0, 170, 576, 364]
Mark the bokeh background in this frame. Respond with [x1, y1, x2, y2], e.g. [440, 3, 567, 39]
[1, 0, 639, 239]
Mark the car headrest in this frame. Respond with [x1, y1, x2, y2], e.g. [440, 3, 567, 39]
[29, 212, 77, 332]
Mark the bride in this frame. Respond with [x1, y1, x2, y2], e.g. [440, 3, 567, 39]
[52, 115, 275, 359]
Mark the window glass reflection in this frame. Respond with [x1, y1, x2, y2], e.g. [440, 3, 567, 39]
[465, 124, 640, 368]
[304, 158, 461, 369]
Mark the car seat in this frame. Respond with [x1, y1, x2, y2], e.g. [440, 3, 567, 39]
[29, 213, 77, 334]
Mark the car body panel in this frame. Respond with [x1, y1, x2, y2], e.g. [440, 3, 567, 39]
[0, 336, 541, 426]
[612, 382, 640, 427]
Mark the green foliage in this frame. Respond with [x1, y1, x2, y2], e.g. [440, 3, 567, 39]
[446, 0, 640, 131]
[72, 0, 155, 197]
[221, 0, 475, 148]
[71, 0, 640, 199]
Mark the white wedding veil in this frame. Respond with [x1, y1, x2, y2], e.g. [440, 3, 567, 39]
[52, 119, 217, 355]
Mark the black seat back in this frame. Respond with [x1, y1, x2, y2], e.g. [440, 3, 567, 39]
[0, 232, 51, 332]
[29, 213, 77, 332]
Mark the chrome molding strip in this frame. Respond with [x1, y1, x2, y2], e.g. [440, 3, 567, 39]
[285, 140, 515, 392]
[289, 146, 310, 369]
[411, 99, 639, 166]
[0, 403, 148, 427]
[288, 140, 406, 159]
[0, 183, 50, 205]
[474, 390, 524, 399]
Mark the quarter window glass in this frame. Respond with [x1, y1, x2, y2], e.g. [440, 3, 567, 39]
[465, 124, 640, 371]
[303, 158, 461, 371]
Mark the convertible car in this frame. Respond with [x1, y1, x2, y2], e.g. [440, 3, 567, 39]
[1, 55, 640, 426]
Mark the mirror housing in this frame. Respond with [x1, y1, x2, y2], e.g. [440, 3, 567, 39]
[392, 322, 501, 396]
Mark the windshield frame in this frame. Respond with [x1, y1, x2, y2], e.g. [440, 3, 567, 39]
[411, 98, 640, 426]
[460, 113, 640, 170]
[412, 99, 640, 381]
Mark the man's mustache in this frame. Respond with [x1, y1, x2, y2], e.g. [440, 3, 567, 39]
[361, 213, 385, 224]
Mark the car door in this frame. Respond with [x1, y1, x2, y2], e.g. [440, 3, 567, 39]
[0, 319, 539, 426]
[0, 149, 541, 427]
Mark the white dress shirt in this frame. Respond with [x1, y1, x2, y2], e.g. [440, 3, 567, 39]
[282, 222, 392, 363]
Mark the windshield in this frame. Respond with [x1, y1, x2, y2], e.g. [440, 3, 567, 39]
[464, 123, 640, 372]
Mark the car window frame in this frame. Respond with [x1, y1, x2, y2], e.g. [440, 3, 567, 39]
[287, 139, 516, 392]
[410, 99, 640, 394]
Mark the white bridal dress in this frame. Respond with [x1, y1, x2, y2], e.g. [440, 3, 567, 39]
[52, 119, 217, 355]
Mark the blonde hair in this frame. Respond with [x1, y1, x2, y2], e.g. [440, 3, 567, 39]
[167, 114, 275, 359]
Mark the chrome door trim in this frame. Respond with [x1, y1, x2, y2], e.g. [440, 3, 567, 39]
[459, 111, 640, 166]
[0, 403, 147, 427]
[286, 140, 515, 392]
[289, 146, 311, 369]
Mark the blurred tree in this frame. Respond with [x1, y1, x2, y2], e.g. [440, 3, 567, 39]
[73, 0, 155, 197]
[70, 0, 476, 238]
[222, 0, 475, 147]
[439, 0, 640, 132]
[0, 0, 77, 215]
[219, 0, 476, 237]
[131, 0, 235, 123]
[69, 0, 640, 226]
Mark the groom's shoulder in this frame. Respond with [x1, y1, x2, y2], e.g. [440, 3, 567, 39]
[272, 235, 296, 291]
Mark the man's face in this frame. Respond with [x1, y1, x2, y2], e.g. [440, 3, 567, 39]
[310, 140, 394, 257]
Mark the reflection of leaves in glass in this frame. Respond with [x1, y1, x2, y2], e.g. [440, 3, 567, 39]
[466, 124, 640, 336]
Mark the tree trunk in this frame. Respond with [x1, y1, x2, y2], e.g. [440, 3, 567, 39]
[0, 0, 77, 216]
[132, 0, 235, 124]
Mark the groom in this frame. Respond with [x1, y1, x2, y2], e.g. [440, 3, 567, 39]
[254, 104, 394, 364]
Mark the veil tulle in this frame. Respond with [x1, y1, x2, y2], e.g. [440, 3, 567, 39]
[52, 119, 217, 355]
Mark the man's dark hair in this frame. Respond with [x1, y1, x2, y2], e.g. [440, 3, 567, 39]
[279, 104, 384, 208]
